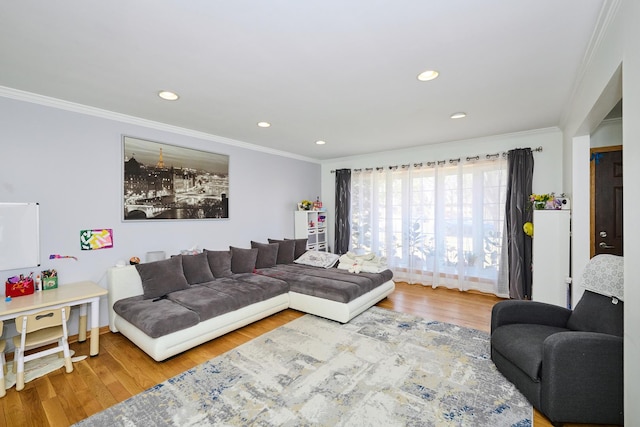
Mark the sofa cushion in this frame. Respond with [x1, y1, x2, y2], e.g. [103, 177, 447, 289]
[230, 246, 258, 273]
[113, 295, 199, 338]
[259, 264, 391, 303]
[251, 241, 279, 269]
[135, 256, 190, 300]
[567, 290, 624, 336]
[491, 323, 569, 381]
[205, 250, 234, 278]
[285, 238, 308, 259]
[204, 275, 289, 308]
[168, 285, 243, 321]
[180, 253, 215, 285]
[268, 238, 296, 264]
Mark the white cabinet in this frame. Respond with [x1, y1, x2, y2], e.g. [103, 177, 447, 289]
[294, 210, 328, 252]
[531, 210, 571, 308]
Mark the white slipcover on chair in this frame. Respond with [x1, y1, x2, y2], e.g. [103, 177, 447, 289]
[12, 306, 73, 391]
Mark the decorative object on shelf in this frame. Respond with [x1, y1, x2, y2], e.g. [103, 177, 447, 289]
[80, 228, 113, 250]
[298, 199, 313, 211]
[123, 136, 229, 221]
[129, 256, 141, 265]
[313, 197, 323, 211]
[529, 193, 563, 210]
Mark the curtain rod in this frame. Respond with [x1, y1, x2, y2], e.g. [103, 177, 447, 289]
[330, 146, 542, 173]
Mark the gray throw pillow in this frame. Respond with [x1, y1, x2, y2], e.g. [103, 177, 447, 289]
[205, 250, 234, 278]
[230, 246, 259, 273]
[180, 253, 215, 284]
[285, 238, 308, 259]
[135, 256, 190, 300]
[251, 241, 279, 269]
[268, 238, 296, 264]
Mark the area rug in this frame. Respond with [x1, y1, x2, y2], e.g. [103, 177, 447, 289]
[4, 350, 86, 389]
[75, 307, 532, 426]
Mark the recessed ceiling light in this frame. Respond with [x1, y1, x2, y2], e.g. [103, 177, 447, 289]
[257, 121, 271, 128]
[417, 70, 439, 81]
[450, 112, 467, 119]
[315, 140, 326, 145]
[158, 90, 179, 101]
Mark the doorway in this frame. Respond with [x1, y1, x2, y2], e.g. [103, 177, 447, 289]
[590, 145, 623, 257]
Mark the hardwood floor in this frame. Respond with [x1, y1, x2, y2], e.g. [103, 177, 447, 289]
[0, 282, 608, 426]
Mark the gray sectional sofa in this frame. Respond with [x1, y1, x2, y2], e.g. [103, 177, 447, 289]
[107, 239, 394, 361]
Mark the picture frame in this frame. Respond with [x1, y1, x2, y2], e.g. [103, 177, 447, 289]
[122, 136, 229, 220]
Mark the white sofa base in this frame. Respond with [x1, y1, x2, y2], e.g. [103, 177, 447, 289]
[289, 279, 395, 323]
[114, 294, 290, 362]
[107, 265, 395, 361]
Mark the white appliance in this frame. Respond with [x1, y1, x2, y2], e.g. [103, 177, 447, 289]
[531, 210, 571, 308]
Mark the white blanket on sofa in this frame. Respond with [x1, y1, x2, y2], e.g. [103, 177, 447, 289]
[337, 251, 388, 274]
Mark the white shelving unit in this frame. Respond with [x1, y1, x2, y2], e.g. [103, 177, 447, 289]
[294, 210, 328, 252]
[531, 209, 571, 308]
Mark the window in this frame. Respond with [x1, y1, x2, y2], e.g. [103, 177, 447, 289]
[350, 158, 507, 295]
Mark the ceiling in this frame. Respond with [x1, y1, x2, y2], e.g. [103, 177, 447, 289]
[0, 1, 606, 160]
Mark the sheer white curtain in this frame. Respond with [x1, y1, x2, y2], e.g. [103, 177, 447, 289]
[350, 157, 509, 296]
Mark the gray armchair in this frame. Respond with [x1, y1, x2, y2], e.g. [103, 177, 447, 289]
[491, 255, 624, 425]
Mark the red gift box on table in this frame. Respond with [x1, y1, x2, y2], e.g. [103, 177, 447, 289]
[5, 278, 35, 297]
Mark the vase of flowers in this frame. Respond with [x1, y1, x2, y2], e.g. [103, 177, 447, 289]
[298, 199, 312, 211]
[529, 193, 561, 210]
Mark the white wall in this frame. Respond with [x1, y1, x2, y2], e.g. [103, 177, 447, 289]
[591, 117, 622, 148]
[561, 0, 639, 420]
[0, 95, 320, 335]
[320, 127, 564, 250]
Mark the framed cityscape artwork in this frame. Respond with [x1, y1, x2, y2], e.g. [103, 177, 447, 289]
[122, 136, 229, 220]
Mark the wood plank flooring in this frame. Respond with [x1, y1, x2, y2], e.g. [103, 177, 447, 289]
[0, 282, 610, 426]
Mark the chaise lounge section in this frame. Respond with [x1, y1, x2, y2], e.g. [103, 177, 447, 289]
[108, 241, 394, 361]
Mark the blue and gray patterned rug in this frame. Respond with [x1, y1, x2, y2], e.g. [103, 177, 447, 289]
[75, 307, 531, 426]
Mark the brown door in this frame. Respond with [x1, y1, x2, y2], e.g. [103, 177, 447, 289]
[591, 146, 623, 256]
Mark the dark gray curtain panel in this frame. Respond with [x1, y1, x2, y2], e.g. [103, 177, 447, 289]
[505, 148, 534, 299]
[334, 169, 351, 255]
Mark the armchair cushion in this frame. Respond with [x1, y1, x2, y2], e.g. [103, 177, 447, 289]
[491, 323, 569, 381]
[491, 300, 571, 333]
[566, 290, 623, 336]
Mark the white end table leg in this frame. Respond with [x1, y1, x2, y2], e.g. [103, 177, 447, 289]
[78, 303, 88, 342]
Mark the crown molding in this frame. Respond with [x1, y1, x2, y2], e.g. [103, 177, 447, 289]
[559, 0, 622, 128]
[0, 86, 320, 164]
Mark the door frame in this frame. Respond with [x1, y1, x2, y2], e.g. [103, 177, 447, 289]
[590, 145, 622, 257]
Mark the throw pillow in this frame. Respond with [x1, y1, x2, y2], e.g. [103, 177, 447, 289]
[285, 238, 308, 259]
[135, 256, 190, 300]
[230, 246, 259, 273]
[251, 241, 279, 269]
[294, 251, 341, 268]
[180, 252, 215, 285]
[205, 250, 234, 278]
[268, 238, 296, 264]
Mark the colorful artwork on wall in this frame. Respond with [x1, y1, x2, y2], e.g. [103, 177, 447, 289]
[80, 229, 114, 250]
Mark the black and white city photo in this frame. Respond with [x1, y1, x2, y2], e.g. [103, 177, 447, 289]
[123, 136, 229, 220]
